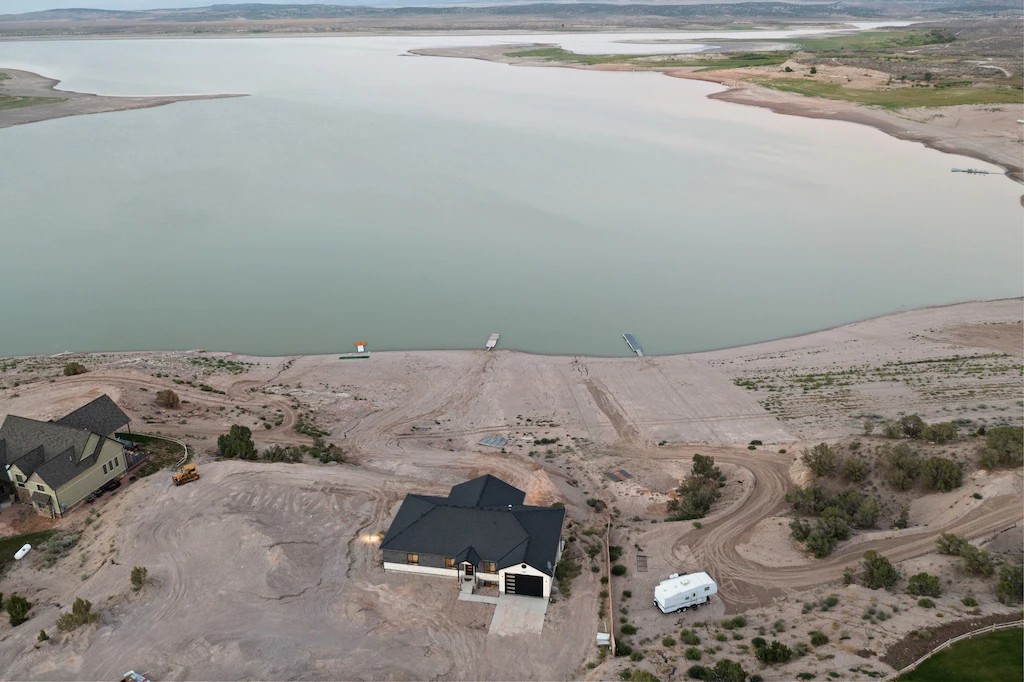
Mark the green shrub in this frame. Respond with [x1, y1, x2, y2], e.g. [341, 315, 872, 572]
[996, 563, 1023, 605]
[810, 631, 829, 646]
[685, 647, 702, 660]
[612, 565, 627, 576]
[555, 558, 582, 596]
[707, 660, 747, 682]
[821, 595, 839, 609]
[37, 629, 49, 642]
[130, 566, 149, 592]
[922, 457, 963, 492]
[980, 427, 1023, 469]
[751, 636, 766, 648]
[621, 623, 638, 635]
[680, 629, 701, 646]
[907, 572, 942, 598]
[961, 596, 978, 607]
[802, 443, 838, 477]
[629, 651, 643, 662]
[56, 597, 99, 632]
[62, 362, 87, 376]
[755, 640, 793, 664]
[217, 424, 256, 460]
[861, 550, 900, 589]
[609, 545, 623, 561]
[721, 616, 746, 629]
[917, 598, 935, 608]
[884, 443, 921, 490]
[622, 590, 632, 599]
[5, 595, 31, 626]
[936, 532, 968, 556]
[960, 545, 995, 577]
[662, 636, 676, 647]
[686, 665, 709, 680]
[842, 456, 869, 482]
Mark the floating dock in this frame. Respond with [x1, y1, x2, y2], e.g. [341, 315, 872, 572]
[952, 168, 996, 175]
[623, 333, 644, 357]
[485, 333, 500, 350]
[339, 340, 370, 360]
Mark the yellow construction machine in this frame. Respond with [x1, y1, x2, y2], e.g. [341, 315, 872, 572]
[172, 463, 199, 486]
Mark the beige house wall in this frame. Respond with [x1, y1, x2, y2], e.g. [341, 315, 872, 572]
[24, 438, 126, 515]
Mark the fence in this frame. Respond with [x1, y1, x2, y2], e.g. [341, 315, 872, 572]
[604, 520, 616, 657]
[882, 619, 1023, 681]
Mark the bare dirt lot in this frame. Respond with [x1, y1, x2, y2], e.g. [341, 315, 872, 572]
[0, 299, 1021, 680]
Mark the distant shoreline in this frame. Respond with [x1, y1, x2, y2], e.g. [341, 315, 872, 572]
[411, 44, 1024, 184]
[0, 67, 246, 129]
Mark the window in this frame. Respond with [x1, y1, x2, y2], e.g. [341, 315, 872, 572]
[113, 457, 119, 468]
[444, 557, 456, 569]
[36, 484, 45, 492]
[102, 463, 108, 475]
[15, 474, 24, 482]
[483, 561, 496, 573]
[406, 553, 419, 565]
[16, 482, 25, 488]
[705, 586, 710, 591]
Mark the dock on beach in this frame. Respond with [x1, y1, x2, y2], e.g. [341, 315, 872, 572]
[485, 333, 500, 350]
[623, 333, 644, 357]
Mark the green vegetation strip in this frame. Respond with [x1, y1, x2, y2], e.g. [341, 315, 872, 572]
[0, 94, 65, 111]
[506, 47, 790, 71]
[0, 530, 57, 576]
[753, 78, 1023, 109]
[899, 628, 1023, 682]
[791, 28, 955, 53]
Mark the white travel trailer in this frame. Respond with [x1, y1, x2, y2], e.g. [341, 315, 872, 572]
[654, 571, 718, 613]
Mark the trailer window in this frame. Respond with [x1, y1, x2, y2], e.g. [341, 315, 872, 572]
[705, 586, 710, 591]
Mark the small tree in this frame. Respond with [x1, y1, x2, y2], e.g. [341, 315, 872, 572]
[843, 456, 869, 483]
[155, 390, 180, 409]
[707, 659, 747, 682]
[980, 427, 1023, 469]
[802, 443, 838, 477]
[996, 563, 1023, 605]
[894, 505, 910, 529]
[907, 572, 942, 598]
[862, 420, 875, 435]
[861, 550, 900, 589]
[900, 415, 926, 438]
[5, 594, 31, 626]
[809, 66, 817, 75]
[37, 629, 49, 642]
[56, 597, 100, 632]
[217, 424, 256, 460]
[131, 566, 149, 592]
[62, 362, 88, 376]
[692, 454, 725, 484]
[922, 457, 962, 492]
[755, 640, 793, 664]
[936, 532, 968, 555]
[960, 545, 995, 577]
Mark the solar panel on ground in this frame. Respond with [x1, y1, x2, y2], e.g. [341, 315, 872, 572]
[478, 436, 509, 448]
[606, 471, 623, 481]
[617, 469, 633, 479]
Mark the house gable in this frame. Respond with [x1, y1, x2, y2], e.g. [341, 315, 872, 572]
[55, 394, 130, 436]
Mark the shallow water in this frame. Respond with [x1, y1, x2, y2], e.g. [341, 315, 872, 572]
[0, 33, 1020, 357]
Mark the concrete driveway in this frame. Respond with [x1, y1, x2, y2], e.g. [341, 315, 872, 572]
[488, 594, 549, 636]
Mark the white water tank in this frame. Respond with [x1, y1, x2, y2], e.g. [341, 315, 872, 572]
[14, 544, 31, 560]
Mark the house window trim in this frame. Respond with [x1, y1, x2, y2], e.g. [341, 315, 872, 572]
[406, 553, 419, 566]
[36, 484, 45, 492]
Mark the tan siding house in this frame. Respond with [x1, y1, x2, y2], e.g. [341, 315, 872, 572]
[0, 395, 131, 518]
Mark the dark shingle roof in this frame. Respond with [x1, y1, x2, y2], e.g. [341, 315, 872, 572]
[0, 415, 90, 476]
[56, 394, 130, 435]
[381, 476, 564, 576]
[447, 474, 525, 508]
[34, 439, 107, 489]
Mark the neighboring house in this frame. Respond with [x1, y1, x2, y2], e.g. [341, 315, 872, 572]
[381, 474, 565, 598]
[0, 394, 131, 518]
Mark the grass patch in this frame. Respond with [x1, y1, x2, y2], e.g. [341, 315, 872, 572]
[0, 94, 65, 111]
[899, 628, 1023, 681]
[0, 530, 57, 576]
[506, 47, 790, 71]
[116, 432, 185, 476]
[753, 78, 1022, 109]
[791, 28, 955, 53]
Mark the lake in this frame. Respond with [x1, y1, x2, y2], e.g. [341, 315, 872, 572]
[0, 32, 1020, 357]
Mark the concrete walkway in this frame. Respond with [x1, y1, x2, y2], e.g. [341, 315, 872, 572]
[488, 594, 549, 636]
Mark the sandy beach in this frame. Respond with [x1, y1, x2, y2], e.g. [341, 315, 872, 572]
[0, 68, 245, 129]
[0, 299, 1021, 680]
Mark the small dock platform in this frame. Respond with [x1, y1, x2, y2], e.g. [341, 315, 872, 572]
[623, 333, 644, 357]
[952, 168, 997, 175]
[485, 333, 500, 350]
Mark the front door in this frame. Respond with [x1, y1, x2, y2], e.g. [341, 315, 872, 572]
[464, 564, 474, 576]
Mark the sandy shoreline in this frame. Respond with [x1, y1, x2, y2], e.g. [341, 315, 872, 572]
[0, 67, 246, 129]
[412, 44, 1024, 184]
